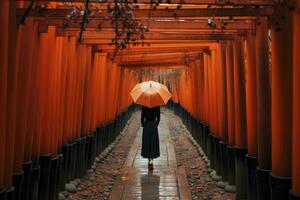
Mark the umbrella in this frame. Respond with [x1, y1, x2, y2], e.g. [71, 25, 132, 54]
[130, 80, 172, 108]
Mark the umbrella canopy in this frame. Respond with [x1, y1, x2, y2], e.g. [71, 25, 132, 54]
[130, 81, 172, 108]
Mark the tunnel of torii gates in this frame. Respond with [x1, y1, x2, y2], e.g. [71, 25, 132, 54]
[1, 0, 300, 200]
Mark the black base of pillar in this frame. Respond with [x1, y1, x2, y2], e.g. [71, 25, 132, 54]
[38, 154, 52, 200]
[12, 171, 24, 200]
[49, 156, 59, 200]
[22, 161, 32, 200]
[0, 188, 6, 200]
[207, 133, 215, 169]
[256, 167, 271, 200]
[5, 187, 14, 200]
[202, 125, 209, 154]
[77, 137, 86, 177]
[291, 191, 300, 200]
[56, 154, 63, 193]
[29, 166, 40, 200]
[91, 131, 97, 162]
[220, 142, 229, 182]
[270, 173, 291, 200]
[97, 126, 105, 153]
[246, 155, 258, 200]
[234, 146, 248, 200]
[70, 142, 78, 180]
[213, 136, 222, 176]
[86, 134, 95, 169]
[60, 144, 70, 188]
[227, 145, 236, 186]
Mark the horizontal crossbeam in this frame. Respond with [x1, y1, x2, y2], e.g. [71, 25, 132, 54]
[17, 0, 275, 6]
[17, 7, 273, 18]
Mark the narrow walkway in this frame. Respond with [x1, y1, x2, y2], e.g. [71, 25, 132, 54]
[110, 112, 192, 200]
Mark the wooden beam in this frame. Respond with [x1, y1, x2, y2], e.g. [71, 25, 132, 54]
[36, 18, 254, 30]
[120, 61, 187, 67]
[77, 31, 239, 40]
[104, 46, 208, 55]
[98, 42, 215, 49]
[17, 7, 273, 18]
[121, 64, 186, 69]
[114, 52, 200, 62]
[82, 39, 231, 45]
[18, 0, 275, 6]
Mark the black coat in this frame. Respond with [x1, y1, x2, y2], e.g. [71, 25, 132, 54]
[141, 106, 160, 159]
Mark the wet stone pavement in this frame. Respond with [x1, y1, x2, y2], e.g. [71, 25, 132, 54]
[62, 109, 235, 200]
[109, 109, 191, 200]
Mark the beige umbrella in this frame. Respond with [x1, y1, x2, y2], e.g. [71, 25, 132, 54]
[130, 80, 172, 108]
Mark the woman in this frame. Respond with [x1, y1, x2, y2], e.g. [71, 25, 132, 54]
[141, 106, 160, 170]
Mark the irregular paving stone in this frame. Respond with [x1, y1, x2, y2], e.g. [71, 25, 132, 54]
[65, 183, 77, 193]
[89, 176, 96, 182]
[58, 193, 66, 200]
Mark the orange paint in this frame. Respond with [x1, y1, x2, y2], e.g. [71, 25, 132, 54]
[14, 19, 37, 172]
[233, 37, 247, 148]
[271, 8, 293, 177]
[4, 1, 19, 186]
[217, 42, 228, 143]
[0, 1, 9, 189]
[255, 17, 271, 169]
[203, 54, 210, 123]
[292, 1, 300, 194]
[245, 33, 258, 156]
[23, 20, 40, 162]
[225, 41, 235, 146]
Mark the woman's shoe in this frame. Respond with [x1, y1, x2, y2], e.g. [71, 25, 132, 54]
[149, 163, 154, 171]
[148, 162, 154, 170]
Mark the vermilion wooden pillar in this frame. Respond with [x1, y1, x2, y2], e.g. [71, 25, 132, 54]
[203, 54, 210, 125]
[233, 36, 248, 199]
[225, 41, 235, 150]
[225, 40, 236, 193]
[206, 52, 216, 169]
[245, 33, 258, 158]
[13, 19, 38, 200]
[38, 30, 53, 156]
[3, 2, 20, 199]
[97, 53, 108, 126]
[211, 45, 222, 181]
[196, 55, 204, 121]
[207, 54, 213, 128]
[211, 48, 218, 135]
[63, 37, 76, 144]
[20, 19, 40, 200]
[218, 42, 228, 145]
[271, 6, 293, 200]
[292, 2, 300, 199]
[245, 32, 258, 200]
[58, 37, 69, 146]
[40, 27, 58, 200]
[32, 31, 51, 165]
[255, 17, 272, 200]
[14, 22, 33, 173]
[23, 19, 39, 161]
[217, 41, 229, 187]
[0, 2, 9, 197]
[81, 46, 92, 135]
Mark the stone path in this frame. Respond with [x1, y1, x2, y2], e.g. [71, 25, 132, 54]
[66, 109, 234, 200]
[109, 111, 192, 200]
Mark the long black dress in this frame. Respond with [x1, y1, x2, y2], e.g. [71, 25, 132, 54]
[141, 106, 160, 159]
